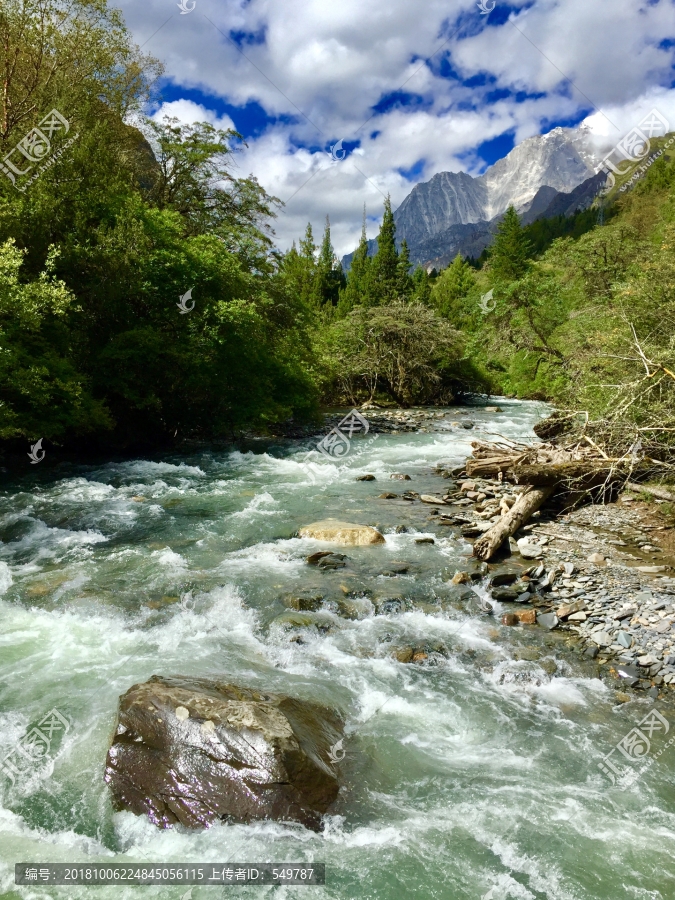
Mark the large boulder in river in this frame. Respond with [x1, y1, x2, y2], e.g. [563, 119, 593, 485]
[105, 675, 343, 831]
[299, 518, 385, 545]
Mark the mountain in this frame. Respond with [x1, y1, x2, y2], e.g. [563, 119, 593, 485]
[342, 124, 606, 270]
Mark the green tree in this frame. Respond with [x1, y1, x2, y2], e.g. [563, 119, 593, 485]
[338, 206, 371, 315]
[315, 216, 344, 307]
[432, 254, 476, 323]
[490, 205, 532, 281]
[396, 239, 413, 300]
[368, 195, 399, 305]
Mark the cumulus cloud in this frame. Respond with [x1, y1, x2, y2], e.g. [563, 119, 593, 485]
[151, 99, 235, 131]
[118, 0, 675, 255]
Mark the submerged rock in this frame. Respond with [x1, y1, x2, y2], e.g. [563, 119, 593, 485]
[105, 675, 343, 831]
[300, 519, 385, 545]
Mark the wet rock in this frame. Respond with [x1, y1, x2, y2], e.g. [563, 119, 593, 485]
[374, 596, 411, 615]
[105, 675, 343, 831]
[501, 613, 519, 626]
[615, 692, 632, 704]
[381, 562, 409, 576]
[395, 525, 408, 533]
[310, 552, 348, 570]
[584, 645, 599, 659]
[390, 473, 411, 481]
[537, 612, 559, 630]
[420, 495, 445, 504]
[451, 571, 472, 585]
[514, 609, 536, 625]
[356, 474, 376, 481]
[271, 611, 341, 634]
[402, 491, 420, 501]
[491, 586, 519, 601]
[283, 594, 324, 612]
[300, 520, 385, 545]
[415, 537, 435, 544]
[379, 492, 398, 499]
[392, 647, 414, 663]
[490, 572, 519, 586]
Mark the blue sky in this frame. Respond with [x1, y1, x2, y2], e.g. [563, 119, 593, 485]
[119, 0, 675, 255]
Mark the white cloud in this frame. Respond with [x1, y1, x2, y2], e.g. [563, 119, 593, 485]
[118, 0, 675, 256]
[151, 99, 235, 132]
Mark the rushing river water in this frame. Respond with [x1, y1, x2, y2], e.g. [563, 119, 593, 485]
[1, 399, 674, 900]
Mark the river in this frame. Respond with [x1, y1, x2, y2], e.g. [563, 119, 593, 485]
[1, 399, 674, 900]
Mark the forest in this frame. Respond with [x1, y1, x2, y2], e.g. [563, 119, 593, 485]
[2, 0, 675, 463]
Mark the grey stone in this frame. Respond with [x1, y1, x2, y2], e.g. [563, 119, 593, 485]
[519, 544, 544, 560]
[591, 631, 613, 647]
[491, 586, 519, 602]
[616, 631, 633, 649]
[537, 612, 559, 630]
[584, 645, 599, 659]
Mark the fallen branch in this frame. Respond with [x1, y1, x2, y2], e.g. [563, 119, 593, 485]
[472, 486, 555, 561]
[625, 481, 675, 502]
[465, 457, 649, 485]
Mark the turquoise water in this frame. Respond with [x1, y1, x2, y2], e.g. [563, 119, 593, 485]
[1, 399, 674, 900]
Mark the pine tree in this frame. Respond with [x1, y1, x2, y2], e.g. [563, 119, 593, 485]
[489, 205, 532, 282]
[368, 195, 399, 305]
[432, 254, 475, 321]
[396, 239, 413, 300]
[315, 216, 344, 306]
[411, 265, 431, 305]
[338, 206, 371, 315]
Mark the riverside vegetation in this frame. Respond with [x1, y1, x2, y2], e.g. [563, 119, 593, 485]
[2, 0, 675, 472]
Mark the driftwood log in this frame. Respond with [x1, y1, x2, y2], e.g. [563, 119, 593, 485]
[465, 456, 650, 485]
[472, 486, 555, 561]
[625, 481, 675, 502]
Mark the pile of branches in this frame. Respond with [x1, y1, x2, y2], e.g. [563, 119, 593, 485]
[466, 432, 656, 561]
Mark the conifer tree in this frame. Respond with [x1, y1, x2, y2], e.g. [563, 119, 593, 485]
[368, 195, 399, 305]
[396, 239, 413, 300]
[316, 216, 344, 306]
[489, 205, 532, 281]
[432, 254, 476, 322]
[411, 265, 431, 305]
[338, 205, 371, 315]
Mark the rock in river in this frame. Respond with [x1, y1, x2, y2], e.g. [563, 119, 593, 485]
[299, 519, 385, 545]
[105, 676, 343, 831]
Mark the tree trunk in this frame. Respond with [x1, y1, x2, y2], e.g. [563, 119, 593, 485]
[472, 486, 555, 561]
[465, 458, 649, 485]
[625, 481, 675, 502]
